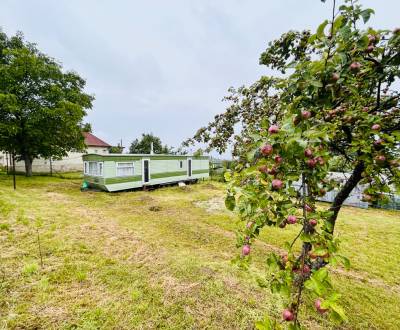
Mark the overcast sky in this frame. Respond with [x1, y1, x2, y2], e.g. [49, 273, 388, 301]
[1, 0, 399, 155]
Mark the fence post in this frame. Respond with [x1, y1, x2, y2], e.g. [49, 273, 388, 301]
[12, 153, 16, 190]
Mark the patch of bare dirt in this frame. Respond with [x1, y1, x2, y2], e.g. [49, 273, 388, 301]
[193, 197, 227, 213]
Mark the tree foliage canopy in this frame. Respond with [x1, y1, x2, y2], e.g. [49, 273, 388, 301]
[0, 31, 93, 175]
[129, 133, 171, 154]
[189, 0, 399, 326]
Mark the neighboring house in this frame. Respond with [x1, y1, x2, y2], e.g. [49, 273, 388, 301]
[0, 132, 112, 173]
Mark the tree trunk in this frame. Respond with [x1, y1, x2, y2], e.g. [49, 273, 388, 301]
[327, 161, 365, 234]
[24, 154, 33, 177]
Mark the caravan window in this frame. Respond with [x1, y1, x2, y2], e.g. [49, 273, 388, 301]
[84, 161, 103, 176]
[179, 160, 183, 168]
[116, 162, 134, 177]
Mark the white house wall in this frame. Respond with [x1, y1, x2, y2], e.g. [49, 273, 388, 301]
[7, 147, 109, 173]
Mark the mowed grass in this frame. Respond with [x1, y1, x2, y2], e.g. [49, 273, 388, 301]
[0, 173, 399, 329]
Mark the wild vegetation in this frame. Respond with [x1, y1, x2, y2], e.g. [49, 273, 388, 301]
[0, 173, 399, 329]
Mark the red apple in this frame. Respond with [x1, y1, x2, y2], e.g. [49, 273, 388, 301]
[242, 244, 251, 256]
[268, 125, 279, 134]
[267, 167, 277, 175]
[302, 264, 311, 274]
[366, 45, 374, 53]
[374, 139, 384, 146]
[309, 219, 318, 227]
[287, 215, 297, 224]
[274, 155, 283, 164]
[376, 155, 386, 163]
[362, 106, 369, 112]
[318, 188, 326, 196]
[371, 124, 381, 131]
[282, 309, 294, 321]
[315, 299, 328, 314]
[306, 158, 317, 168]
[301, 110, 311, 119]
[272, 179, 283, 190]
[331, 73, 339, 82]
[368, 34, 377, 44]
[304, 148, 313, 158]
[260, 144, 273, 156]
[258, 165, 268, 174]
[315, 156, 325, 165]
[305, 204, 313, 212]
[350, 62, 361, 72]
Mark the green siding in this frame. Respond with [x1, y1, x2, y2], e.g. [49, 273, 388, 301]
[103, 161, 116, 178]
[105, 175, 142, 184]
[192, 169, 209, 175]
[151, 171, 187, 179]
[83, 154, 209, 162]
[84, 154, 141, 161]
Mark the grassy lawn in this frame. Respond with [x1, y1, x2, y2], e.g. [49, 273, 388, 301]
[0, 173, 399, 329]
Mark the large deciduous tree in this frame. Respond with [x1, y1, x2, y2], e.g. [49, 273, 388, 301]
[129, 133, 171, 154]
[188, 0, 399, 327]
[0, 31, 93, 176]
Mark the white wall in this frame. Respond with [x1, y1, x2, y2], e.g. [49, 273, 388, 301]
[4, 147, 109, 173]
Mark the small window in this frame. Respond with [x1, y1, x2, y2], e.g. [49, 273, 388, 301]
[86, 161, 103, 176]
[116, 162, 134, 177]
[179, 160, 183, 169]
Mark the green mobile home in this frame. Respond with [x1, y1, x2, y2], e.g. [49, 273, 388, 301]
[82, 154, 209, 192]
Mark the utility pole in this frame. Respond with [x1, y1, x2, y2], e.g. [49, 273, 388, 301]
[5, 152, 9, 174]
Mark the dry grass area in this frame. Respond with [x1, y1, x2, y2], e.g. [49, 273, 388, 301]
[0, 173, 399, 329]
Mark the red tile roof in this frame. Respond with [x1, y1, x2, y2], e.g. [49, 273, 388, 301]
[83, 132, 111, 147]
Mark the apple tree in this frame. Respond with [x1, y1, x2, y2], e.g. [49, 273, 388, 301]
[187, 0, 400, 327]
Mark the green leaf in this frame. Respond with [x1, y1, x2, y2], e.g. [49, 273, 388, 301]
[337, 255, 351, 269]
[360, 9, 375, 24]
[224, 171, 232, 182]
[313, 268, 328, 282]
[330, 303, 348, 321]
[255, 315, 281, 330]
[333, 15, 344, 33]
[310, 80, 323, 88]
[225, 195, 235, 211]
[300, 232, 312, 242]
[317, 20, 329, 38]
